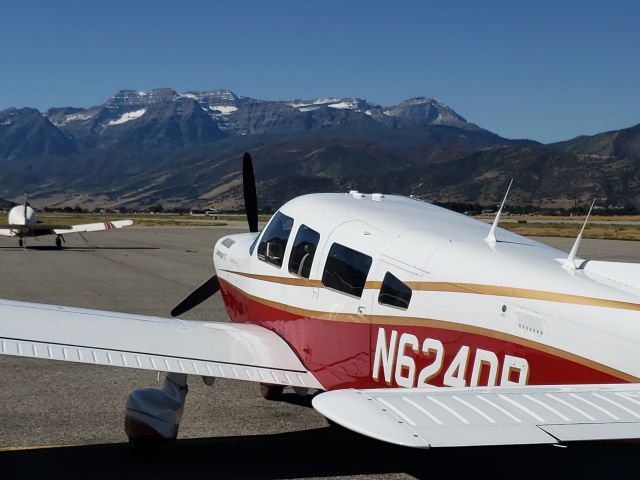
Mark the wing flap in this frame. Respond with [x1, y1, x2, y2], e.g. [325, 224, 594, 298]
[540, 423, 640, 442]
[0, 299, 322, 389]
[583, 260, 640, 294]
[313, 384, 640, 448]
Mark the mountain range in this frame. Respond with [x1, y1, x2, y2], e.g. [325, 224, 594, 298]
[1, 88, 638, 210]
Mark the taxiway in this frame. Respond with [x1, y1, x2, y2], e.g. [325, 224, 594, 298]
[1, 227, 640, 479]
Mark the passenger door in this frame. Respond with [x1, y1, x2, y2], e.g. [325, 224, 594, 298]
[311, 220, 384, 388]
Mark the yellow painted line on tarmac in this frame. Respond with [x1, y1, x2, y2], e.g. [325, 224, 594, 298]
[0, 444, 70, 452]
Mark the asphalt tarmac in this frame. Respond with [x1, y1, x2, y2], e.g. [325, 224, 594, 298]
[1, 227, 640, 479]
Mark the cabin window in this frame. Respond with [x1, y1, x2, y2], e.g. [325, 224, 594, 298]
[288, 225, 320, 278]
[378, 272, 412, 310]
[257, 211, 294, 268]
[322, 243, 372, 298]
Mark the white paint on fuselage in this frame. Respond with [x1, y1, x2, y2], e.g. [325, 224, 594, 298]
[213, 193, 640, 381]
[7, 205, 36, 226]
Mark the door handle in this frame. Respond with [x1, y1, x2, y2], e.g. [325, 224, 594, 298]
[357, 306, 367, 317]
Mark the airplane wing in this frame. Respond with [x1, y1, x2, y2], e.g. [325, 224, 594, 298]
[312, 384, 640, 447]
[583, 260, 640, 292]
[0, 224, 72, 230]
[0, 229, 12, 236]
[53, 219, 133, 234]
[0, 299, 322, 389]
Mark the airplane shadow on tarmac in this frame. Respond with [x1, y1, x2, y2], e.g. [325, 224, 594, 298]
[1, 425, 639, 480]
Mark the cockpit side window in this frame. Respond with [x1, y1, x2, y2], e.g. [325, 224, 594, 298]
[288, 225, 320, 279]
[257, 211, 294, 268]
[378, 272, 412, 310]
[322, 243, 372, 298]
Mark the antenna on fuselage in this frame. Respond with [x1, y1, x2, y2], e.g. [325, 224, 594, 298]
[563, 198, 597, 271]
[484, 178, 513, 246]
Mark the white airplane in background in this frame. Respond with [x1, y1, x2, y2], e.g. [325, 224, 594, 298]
[0, 193, 133, 248]
[3, 153, 640, 449]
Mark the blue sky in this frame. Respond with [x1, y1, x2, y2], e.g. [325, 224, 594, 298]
[1, 0, 638, 142]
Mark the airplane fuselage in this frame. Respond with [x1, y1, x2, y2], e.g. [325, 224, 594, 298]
[6, 204, 37, 235]
[213, 193, 640, 391]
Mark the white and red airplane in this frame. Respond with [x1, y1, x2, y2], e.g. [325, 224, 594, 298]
[0, 193, 133, 248]
[2, 153, 640, 448]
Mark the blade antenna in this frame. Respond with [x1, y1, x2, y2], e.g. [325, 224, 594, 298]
[484, 179, 513, 246]
[564, 198, 597, 271]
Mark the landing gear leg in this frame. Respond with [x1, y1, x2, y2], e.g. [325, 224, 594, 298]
[124, 372, 188, 444]
[18, 238, 24, 248]
[55, 235, 63, 249]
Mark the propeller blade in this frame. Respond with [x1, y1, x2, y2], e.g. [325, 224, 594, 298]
[171, 275, 220, 317]
[243, 152, 259, 233]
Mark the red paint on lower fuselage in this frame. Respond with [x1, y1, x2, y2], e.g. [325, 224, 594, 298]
[219, 278, 625, 390]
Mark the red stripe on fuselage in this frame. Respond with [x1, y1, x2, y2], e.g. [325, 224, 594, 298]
[218, 278, 628, 390]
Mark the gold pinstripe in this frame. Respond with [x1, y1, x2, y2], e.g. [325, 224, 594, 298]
[223, 270, 640, 312]
[221, 279, 640, 383]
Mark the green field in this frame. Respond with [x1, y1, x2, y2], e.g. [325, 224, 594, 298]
[31, 213, 640, 241]
[36, 213, 271, 228]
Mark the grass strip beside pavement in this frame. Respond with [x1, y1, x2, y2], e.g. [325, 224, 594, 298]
[36, 213, 271, 228]
[31, 213, 640, 240]
[504, 223, 640, 241]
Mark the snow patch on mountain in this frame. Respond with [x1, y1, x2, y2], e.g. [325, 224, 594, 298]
[107, 109, 146, 126]
[297, 106, 320, 112]
[54, 112, 96, 126]
[289, 97, 372, 112]
[288, 98, 340, 111]
[328, 100, 357, 110]
[209, 105, 238, 115]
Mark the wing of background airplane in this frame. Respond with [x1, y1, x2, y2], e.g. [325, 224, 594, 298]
[0, 223, 72, 229]
[313, 385, 640, 447]
[0, 229, 11, 236]
[53, 219, 133, 234]
[0, 299, 322, 389]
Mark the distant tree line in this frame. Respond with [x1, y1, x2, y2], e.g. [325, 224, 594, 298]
[38, 202, 639, 216]
[434, 202, 639, 216]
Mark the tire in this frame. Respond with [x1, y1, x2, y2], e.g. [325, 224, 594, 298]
[260, 383, 284, 400]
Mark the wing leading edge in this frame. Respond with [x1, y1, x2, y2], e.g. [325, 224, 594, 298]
[0, 299, 322, 389]
[312, 384, 640, 447]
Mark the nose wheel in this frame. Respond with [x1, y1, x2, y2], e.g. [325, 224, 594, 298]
[18, 238, 24, 248]
[55, 235, 64, 249]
